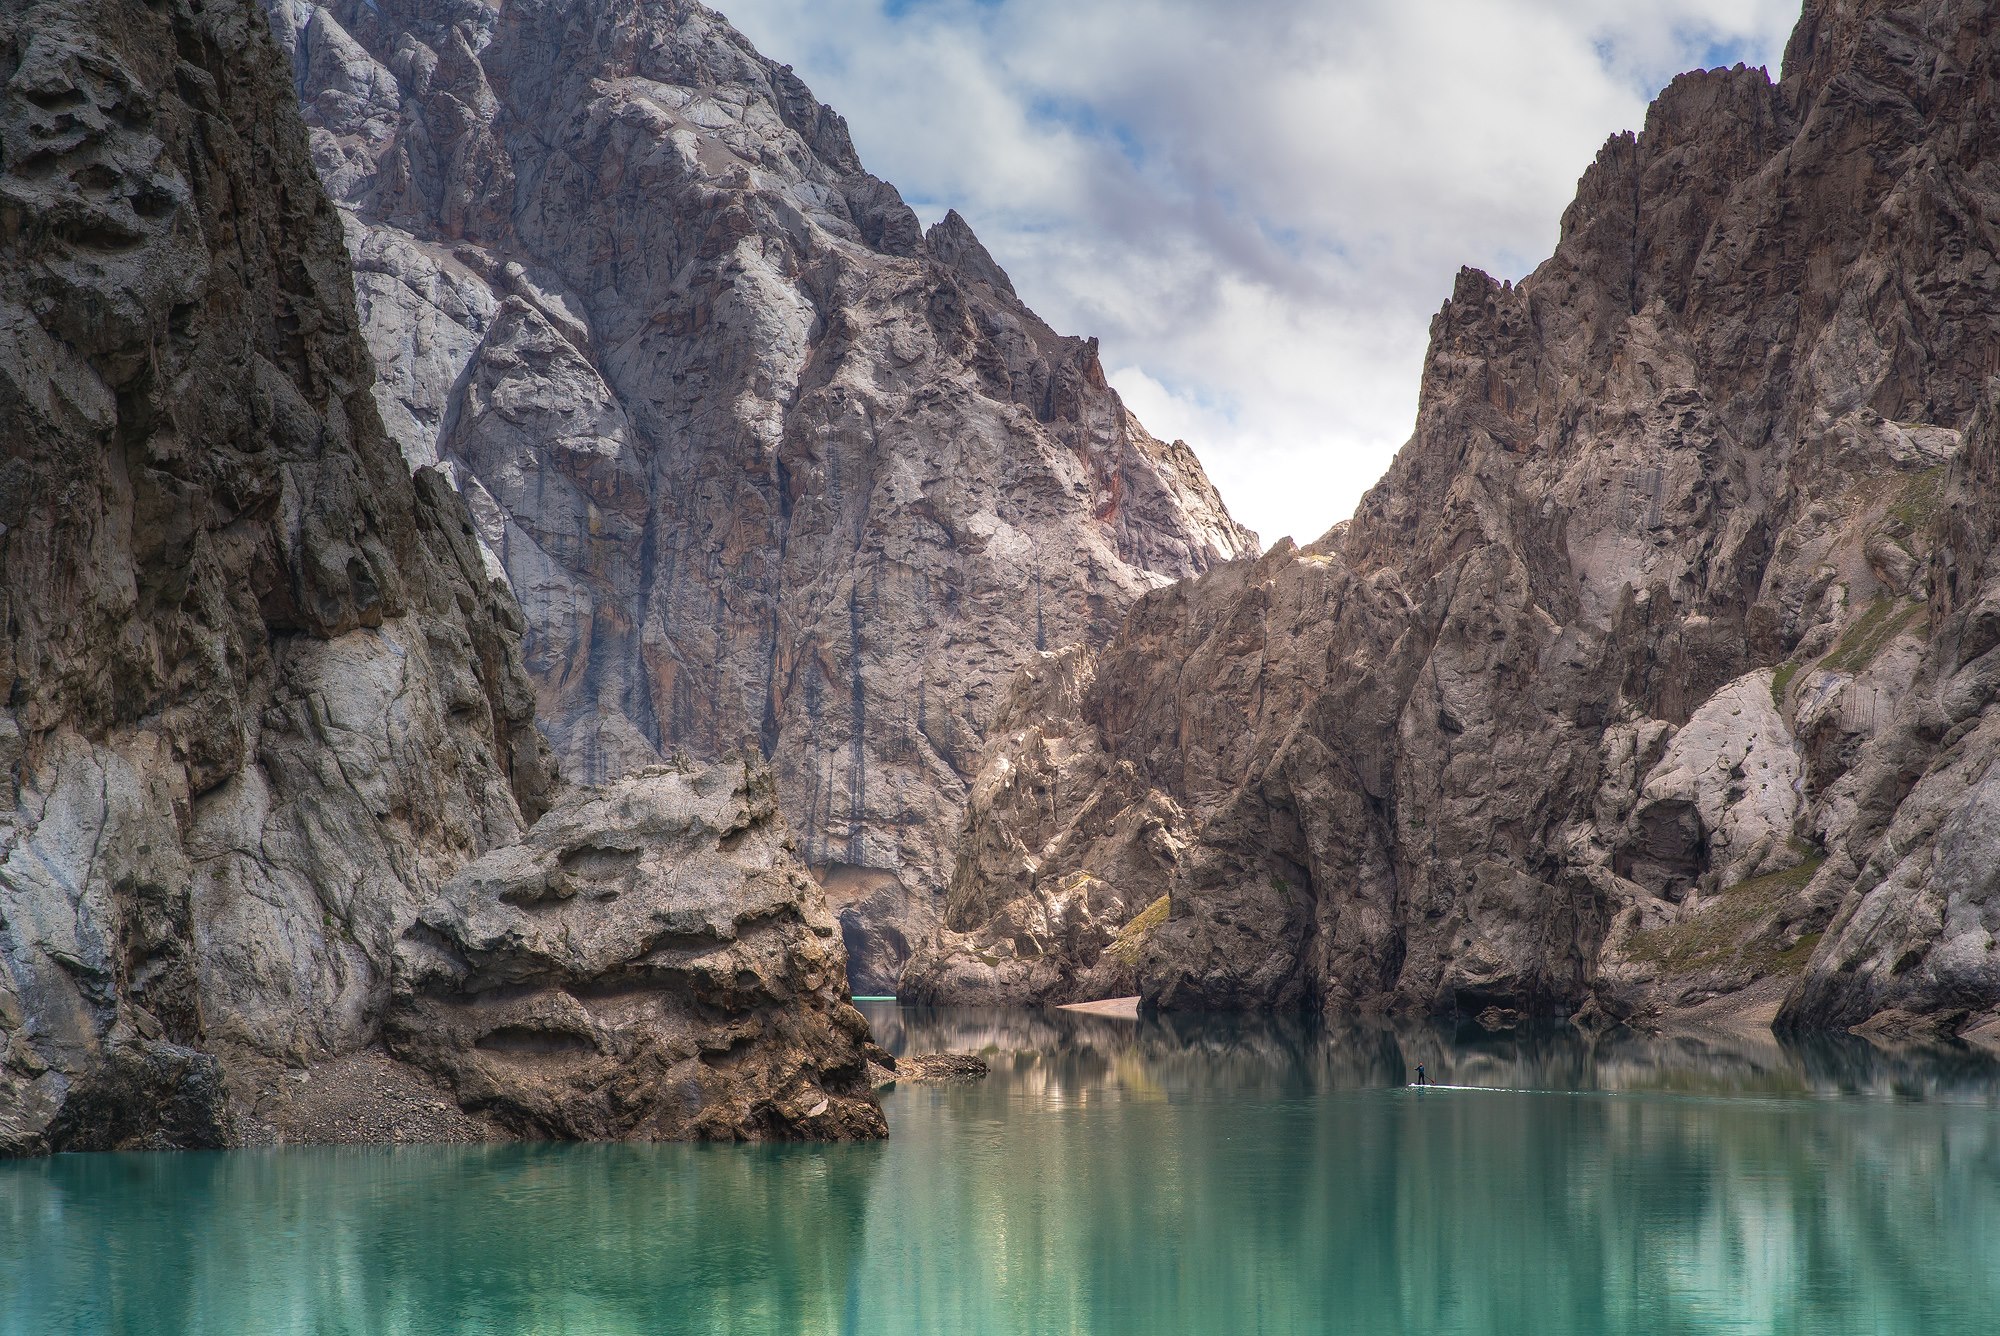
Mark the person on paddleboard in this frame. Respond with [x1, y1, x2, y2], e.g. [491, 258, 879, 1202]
[1415, 1063, 1428, 1087]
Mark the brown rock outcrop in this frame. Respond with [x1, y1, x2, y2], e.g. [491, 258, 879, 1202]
[390, 762, 885, 1140]
[910, 0, 2000, 1039]
[263, 0, 1255, 990]
[0, 0, 877, 1152]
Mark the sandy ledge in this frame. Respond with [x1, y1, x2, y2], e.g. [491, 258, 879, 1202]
[1058, 996, 1142, 1020]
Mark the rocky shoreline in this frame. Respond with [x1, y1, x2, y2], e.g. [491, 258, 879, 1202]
[5, 0, 1998, 1160]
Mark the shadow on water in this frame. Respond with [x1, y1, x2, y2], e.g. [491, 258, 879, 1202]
[6, 1007, 2000, 1334]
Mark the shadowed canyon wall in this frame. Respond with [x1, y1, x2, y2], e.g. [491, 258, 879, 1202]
[0, 0, 878, 1153]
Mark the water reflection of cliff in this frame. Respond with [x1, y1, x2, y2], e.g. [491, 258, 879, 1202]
[5, 1013, 1998, 1335]
[1, 1141, 885, 1336]
[870, 1004, 2000, 1107]
[864, 1005, 2000, 1334]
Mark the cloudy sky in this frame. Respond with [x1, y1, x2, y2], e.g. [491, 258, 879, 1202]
[724, 0, 1803, 547]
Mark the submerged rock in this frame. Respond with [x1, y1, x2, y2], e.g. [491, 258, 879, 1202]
[892, 1054, 990, 1083]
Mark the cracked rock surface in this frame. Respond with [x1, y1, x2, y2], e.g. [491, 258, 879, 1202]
[262, 0, 1255, 990]
[0, 0, 876, 1153]
[910, 0, 2000, 1040]
[391, 762, 885, 1141]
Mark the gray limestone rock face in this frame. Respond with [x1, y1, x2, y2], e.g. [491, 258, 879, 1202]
[261, 0, 1255, 991]
[1779, 387, 2000, 1032]
[0, 0, 551, 1154]
[0, 0, 878, 1153]
[389, 762, 886, 1141]
[1616, 670, 1806, 899]
[914, 0, 2000, 1037]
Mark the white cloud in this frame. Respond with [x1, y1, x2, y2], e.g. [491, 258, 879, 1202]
[722, 0, 1801, 546]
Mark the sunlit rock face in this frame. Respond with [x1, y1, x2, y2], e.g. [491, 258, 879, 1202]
[261, 0, 1256, 991]
[0, 0, 881, 1154]
[910, 0, 2000, 1037]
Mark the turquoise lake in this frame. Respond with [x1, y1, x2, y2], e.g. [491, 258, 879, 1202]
[6, 1004, 2000, 1335]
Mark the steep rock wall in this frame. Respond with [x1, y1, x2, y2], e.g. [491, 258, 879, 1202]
[0, 0, 877, 1152]
[909, 0, 2000, 1039]
[0, 0, 549, 1152]
[261, 0, 1255, 990]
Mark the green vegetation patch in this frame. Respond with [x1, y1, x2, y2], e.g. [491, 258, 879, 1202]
[1105, 894, 1171, 968]
[1824, 597, 1925, 674]
[1059, 870, 1109, 896]
[1123, 894, 1171, 936]
[1764, 931, 1824, 975]
[1770, 661, 1800, 708]
[1624, 856, 1826, 977]
[1888, 465, 1949, 534]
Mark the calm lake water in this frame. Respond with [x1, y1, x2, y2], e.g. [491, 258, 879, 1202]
[6, 1004, 2000, 1335]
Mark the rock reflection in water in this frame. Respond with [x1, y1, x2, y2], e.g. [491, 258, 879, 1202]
[4, 1008, 2000, 1335]
[869, 1006, 2000, 1335]
[0, 1141, 883, 1336]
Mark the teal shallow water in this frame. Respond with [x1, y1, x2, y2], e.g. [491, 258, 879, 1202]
[6, 1006, 2000, 1335]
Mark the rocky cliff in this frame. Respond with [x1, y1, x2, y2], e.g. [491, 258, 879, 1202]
[0, 0, 877, 1153]
[261, 0, 1255, 990]
[390, 762, 884, 1141]
[907, 0, 2000, 1040]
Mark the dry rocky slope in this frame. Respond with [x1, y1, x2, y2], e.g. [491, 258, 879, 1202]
[0, 0, 878, 1154]
[908, 0, 2000, 1041]
[261, 0, 1254, 991]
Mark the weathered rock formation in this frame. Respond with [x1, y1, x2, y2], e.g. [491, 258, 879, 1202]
[261, 0, 1254, 989]
[0, 0, 876, 1153]
[390, 762, 884, 1140]
[907, 0, 2000, 1041]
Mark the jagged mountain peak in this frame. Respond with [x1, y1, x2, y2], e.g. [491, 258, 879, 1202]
[908, 0, 2000, 1037]
[925, 208, 1021, 298]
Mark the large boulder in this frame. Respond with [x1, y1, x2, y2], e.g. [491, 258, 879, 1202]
[390, 762, 886, 1140]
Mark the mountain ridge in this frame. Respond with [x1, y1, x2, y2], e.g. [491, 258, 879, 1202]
[265, 0, 1255, 989]
[908, 0, 2000, 1040]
